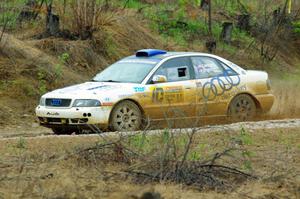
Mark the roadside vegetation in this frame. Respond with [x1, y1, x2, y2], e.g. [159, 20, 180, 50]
[0, 126, 299, 198]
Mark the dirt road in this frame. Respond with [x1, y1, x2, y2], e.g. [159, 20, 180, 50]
[1, 118, 300, 140]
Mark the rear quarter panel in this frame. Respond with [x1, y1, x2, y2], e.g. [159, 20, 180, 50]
[244, 70, 274, 112]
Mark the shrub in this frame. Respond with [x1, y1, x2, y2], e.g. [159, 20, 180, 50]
[68, 0, 116, 39]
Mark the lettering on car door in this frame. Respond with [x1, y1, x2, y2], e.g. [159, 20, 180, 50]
[146, 57, 197, 119]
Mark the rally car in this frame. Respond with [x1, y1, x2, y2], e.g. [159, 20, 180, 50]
[36, 49, 274, 134]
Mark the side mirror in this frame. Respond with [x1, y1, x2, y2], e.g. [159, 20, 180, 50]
[152, 75, 167, 83]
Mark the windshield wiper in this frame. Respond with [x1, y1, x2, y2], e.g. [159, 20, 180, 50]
[90, 79, 120, 83]
[102, 80, 120, 82]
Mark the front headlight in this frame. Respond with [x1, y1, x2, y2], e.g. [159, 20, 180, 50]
[73, 99, 101, 107]
[39, 97, 45, 106]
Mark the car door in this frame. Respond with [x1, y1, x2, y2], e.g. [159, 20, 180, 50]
[145, 57, 197, 121]
[190, 56, 241, 117]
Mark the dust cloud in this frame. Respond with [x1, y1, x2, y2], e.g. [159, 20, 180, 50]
[268, 79, 300, 119]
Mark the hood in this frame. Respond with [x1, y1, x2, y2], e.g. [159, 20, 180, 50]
[43, 81, 140, 99]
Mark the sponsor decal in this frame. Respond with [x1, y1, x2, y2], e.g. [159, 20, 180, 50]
[47, 112, 59, 116]
[102, 102, 114, 106]
[133, 87, 146, 92]
[196, 82, 202, 87]
[207, 84, 247, 102]
[165, 86, 184, 103]
[239, 85, 246, 91]
[201, 70, 241, 101]
[104, 97, 111, 102]
[137, 93, 150, 98]
[152, 86, 184, 103]
[152, 87, 164, 103]
[119, 94, 132, 98]
[51, 99, 62, 106]
[165, 86, 182, 93]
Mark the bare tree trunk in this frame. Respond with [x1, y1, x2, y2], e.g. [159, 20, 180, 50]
[205, 0, 216, 53]
[46, 2, 60, 36]
[0, 19, 8, 43]
[200, 0, 209, 10]
[221, 22, 233, 44]
[208, 0, 212, 36]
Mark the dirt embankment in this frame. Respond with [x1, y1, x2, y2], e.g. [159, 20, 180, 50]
[0, 15, 168, 128]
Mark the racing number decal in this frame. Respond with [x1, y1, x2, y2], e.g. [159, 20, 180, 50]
[152, 86, 184, 103]
[152, 87, 164, 103]
[165, 86, 184, 103]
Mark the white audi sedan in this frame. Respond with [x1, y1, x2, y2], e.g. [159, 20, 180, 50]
[36, 49, 274, 134]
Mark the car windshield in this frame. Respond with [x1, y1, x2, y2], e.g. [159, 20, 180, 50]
[92, 60, 157, 83]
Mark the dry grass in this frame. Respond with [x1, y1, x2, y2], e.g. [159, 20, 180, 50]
[0, 127, 299, 199]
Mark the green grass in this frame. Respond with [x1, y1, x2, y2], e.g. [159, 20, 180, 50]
[123, 0, 145, 9]
[292, 20, 300, 36]
[143, 4, 225, 47]
[134, 0, 256, 50]
[0, 0, 25, 27]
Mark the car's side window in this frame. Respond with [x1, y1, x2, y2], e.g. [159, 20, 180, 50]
[191, 56, 225, 79]
[153, 57, 193, 82]
[218, 61, 238, 76]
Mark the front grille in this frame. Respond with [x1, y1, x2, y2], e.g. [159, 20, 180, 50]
[46, 98, 72, 107]
[38, 117, 88, 124]
[47, 118, 66, 123]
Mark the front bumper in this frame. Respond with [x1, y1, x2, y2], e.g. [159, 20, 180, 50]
[35, 106, 112, 127]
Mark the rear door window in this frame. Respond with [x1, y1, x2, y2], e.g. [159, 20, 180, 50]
[218, 61, 238, 76]
[191, 56, 225, 79]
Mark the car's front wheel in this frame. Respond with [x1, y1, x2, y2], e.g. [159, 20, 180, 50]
[228, 94, 257, 122]
[110, 100, 142, 131]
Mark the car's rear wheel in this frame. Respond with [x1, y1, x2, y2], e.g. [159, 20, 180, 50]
[110, 100, 142, 131]
[228, 94, 257, 122]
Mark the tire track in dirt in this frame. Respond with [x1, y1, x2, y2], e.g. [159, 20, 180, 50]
[1, 119, 300, 140]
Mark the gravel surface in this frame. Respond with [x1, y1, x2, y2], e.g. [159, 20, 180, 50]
[1, 119, 300, 140]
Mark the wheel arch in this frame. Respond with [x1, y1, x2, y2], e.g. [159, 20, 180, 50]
[108, 98, 145, 129]
[227, 92, 262, 114]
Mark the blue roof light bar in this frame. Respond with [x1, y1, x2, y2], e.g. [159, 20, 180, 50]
[136, 49, 167, 57]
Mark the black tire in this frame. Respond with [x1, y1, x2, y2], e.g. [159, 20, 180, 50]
[228, 94, 257, 122]
[51, 127, 79, 135]
[110, 100, 142, 131]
